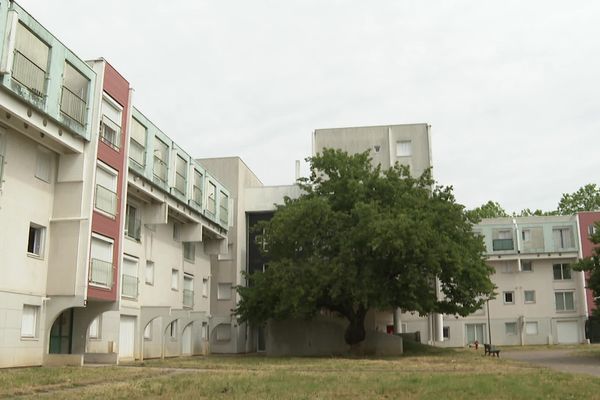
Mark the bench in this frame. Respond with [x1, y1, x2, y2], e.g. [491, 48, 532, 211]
[484, 343, 500, 357]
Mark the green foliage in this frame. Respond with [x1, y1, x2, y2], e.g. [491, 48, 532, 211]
[573, 221, 600, 316]
[466, 201, 508, 222]
[236, 149, 495, 345]
[517, 208, 558, 217]
[557, 183, 600, 215]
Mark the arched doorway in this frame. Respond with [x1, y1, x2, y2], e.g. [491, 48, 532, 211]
[49, 309, 74, 354]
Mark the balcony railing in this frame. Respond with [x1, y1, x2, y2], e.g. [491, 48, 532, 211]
[121, 274, 138, 299]
[183, 289, 194, 308]
[125, 215, 142, 241]
[95, 184, 118, 216]
[12, 50, 46, 97]
[220, 205, 228, 225]
[153, 156, 167, 184]
[100, 119, 120, 150]
[207, 197, 216, 216]
[89, 258, 113, 288]
[129, 139, 146, 169]
[492, 238, 514, 251]
[191, 186, 202, 207]
[60, 86, 87, 126]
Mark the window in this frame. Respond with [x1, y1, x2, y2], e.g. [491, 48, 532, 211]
[174, 155, 187, 195]
[589, 224, 598, 237]
[555, 291, 575, 312]
[521, 260, 533, 272]
[121, 257, 138, 299]
[443, 326, 450, 340]
[153, 137, 169, 183]
[125, 204, 141, 240]
[171, 269, 179, 290]
[202, 278, 209, 297]
[396, 141, 412, 157]
[525, 321, 538, 335]
[216, 324, 231, 341]
[218, 283, 232, 300]
[35, 147, 52, 183]
[13, 22, 49, 96]
[21, 305, 39, 338]
[521, 229, 531, 242]
[503, 291, 514, 304]
[95, 164, 118, 217]
[553, 227, 573, 249]
[183, 274, 194, 308]
[202, 322, 208, 340]
[207, 182, 217, 215]
[169, 320, 177, 339]
[219, 191, 228, 226]
[524, 290, 536, 303]
[89, 316, 101, 339]
[145, 261, 154, 285]
[144, 322, 152, 340]
[493, 230, 514, 251]
[505, 322, 517, 336]
[129, 118, 147, 168]
[553, 264, 571, 280]
[61, 62, 89, 126]
[99, 96, 122, 150]
[183, 242, 195, 262]
[89, 234, 114, 288]
[173, 222, 181, 241]
[27, 223, 45, 257]
[260, 228, 268, 252]
[192, 169, 203, 207]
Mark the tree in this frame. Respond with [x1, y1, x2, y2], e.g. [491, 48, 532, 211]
[573, 222, 600, 316]
[235, 149, 495, 346]
[557, 184, 600, 215]
[466, 201, 508, 222]
[517, 208, 558, 217]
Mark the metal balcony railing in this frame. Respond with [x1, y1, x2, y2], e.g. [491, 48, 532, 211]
[220, 205, 228, 225]
[191, 186, 202, 207]
[60, 86, 87, 126]
[153, 156, 167, 183]
[100, 119, 120, 150]
[183, 289, 194, 308]
[121, 274, 138, 299]
[129, 139, 146, 169]
[207, 197, 216, 216]
[492, 238, 514, 251]
[12, 50, 46, 96]
[95, 184, 118, 216]
[125, 215, 142, 240]
[89, 258, 113, 288]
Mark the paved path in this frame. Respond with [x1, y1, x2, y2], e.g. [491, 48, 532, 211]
[503, 349, 600, 377]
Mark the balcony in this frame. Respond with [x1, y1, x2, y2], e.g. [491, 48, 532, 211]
[121, 274, 138, 299]
[99, 118, 120, 150]
[60, 86, 87, 126]
[129, 139, 146, 170]
[492, 238, 514, 251]
[191, 186, 202, 208]
[125, 215, 142, 241]
[173, 172, 186, 195]
[89, 258, 113, 288]
[183, 289, 194, 308]
[95, 184, 118, 216]
[12, 50, 46, 97]
[220, 204, 228, 225]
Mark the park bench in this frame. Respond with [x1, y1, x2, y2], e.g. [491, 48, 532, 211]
[484, 343, 500, 357]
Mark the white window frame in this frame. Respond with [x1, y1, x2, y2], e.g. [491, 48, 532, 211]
[145, 261, 154, 285]
[503, 291, 515, 305]
[171, 268, 179, 291]
[524, 290, 536, 304]
[521, 260, 533, 272]
[27, 222, 45, 258]
[505, 322, 517, 336]
[555, 291, 575, 312]
[553, 263, 572, 280]
[396, 140, 412, 157]
[183, 242, 195, 262]
[94, 162, 118, 218]
[89, 233, 115, 288]
[20, 305, 39, 339]
[525, 321, 538, 335]
[217, 282, 232, 300]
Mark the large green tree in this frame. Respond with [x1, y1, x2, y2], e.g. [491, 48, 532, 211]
[557, 184, 600, 215]
[573, 222, 600, 316]
[466, 201, 508, 222]
[236, 149, 495, 346]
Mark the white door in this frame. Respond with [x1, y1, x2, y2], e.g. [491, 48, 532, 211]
[182, 324, 192, 355]
[465, 324, 486, 345]
[119, 316, 136, 359]
[557, 321, 579, 344]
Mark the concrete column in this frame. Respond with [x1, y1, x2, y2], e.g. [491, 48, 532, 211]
[393, 308, 403, 334]
[434, 313, 443, 342]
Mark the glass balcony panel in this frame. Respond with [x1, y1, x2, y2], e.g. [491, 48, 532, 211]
[60, 86, 87, 126]
[492, 238, 514, 251]
[95, 184, 117, 216]
[121, 274, 138, 299]
[153, 157, 167, 183]
[129, 139, 145, 168]
[183, 289, 194, 308]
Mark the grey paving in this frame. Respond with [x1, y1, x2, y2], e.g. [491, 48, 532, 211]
[503, 349, 600, 377]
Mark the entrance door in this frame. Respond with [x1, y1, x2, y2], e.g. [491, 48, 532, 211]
[182, 324, 192, 355]
[119, 316, 136, 359]
[49, 309, 74, 354]
[465, 323, 486, 345]
[557, 321, 579, 344]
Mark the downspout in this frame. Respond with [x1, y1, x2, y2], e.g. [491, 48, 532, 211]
[513, 217, 522, 271]
[575, 214, 589, 320]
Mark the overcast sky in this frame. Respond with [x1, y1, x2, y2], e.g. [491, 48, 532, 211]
[19, 1, 600, 212]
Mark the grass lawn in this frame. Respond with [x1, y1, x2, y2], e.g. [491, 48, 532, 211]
[1, 343, 600, 399]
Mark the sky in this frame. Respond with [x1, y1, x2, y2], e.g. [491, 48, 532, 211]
[18, 1, 600, 213]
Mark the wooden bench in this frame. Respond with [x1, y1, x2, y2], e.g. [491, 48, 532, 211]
[484, 344, 500, 357]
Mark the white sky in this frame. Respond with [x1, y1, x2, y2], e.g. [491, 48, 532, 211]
[19, 1, 600, 213]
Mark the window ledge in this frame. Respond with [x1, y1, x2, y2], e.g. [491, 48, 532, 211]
[94, 208, 117, 220]
[20, 337, 39, 342]
[26, 253, 44, 260]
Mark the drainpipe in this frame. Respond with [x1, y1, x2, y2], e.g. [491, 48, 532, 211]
[513, 217, 522, 271]
[518, 315, 525, 346]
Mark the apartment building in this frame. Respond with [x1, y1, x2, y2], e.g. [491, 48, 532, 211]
[401, 215, 588, 346]
[577, 211, 600, 342]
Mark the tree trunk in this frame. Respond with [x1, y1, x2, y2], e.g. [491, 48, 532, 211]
[344, 310, 367, 346]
